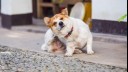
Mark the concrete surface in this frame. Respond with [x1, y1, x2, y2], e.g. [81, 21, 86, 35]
[11, 25, 127, 44]
[0, 28, 127, 69]
[0, 17, 2, 28]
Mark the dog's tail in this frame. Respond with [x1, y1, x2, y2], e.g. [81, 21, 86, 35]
[86, 18, 92, 25]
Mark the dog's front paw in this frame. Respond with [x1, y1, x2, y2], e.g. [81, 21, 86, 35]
[87, 50, 94, 55]
[65, 52, 73, 57]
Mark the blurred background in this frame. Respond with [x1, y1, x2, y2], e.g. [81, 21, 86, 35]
[0, 0, 127, 35]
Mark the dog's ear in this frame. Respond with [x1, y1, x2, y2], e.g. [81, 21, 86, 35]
[61, 8, 68, 15]
[44, 17, 50, 26]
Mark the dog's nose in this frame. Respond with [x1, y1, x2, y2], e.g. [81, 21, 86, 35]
[59, 21, 64, 27]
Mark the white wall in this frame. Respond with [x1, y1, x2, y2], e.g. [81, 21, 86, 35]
[92, 0, 127, 22]
[1, 0, 32, 15]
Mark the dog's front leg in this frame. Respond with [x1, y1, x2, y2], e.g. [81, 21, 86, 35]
[87, 36, 94, 55]
[65, 42, 75, 57]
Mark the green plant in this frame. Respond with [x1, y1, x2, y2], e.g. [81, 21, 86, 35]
[52, 0, 64, 4]
[118, 14, 127, 22]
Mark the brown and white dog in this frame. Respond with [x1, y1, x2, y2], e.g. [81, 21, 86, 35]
[41, 8, 94, 56]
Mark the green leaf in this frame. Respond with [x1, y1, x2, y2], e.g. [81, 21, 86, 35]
[60, 0, 64, 3]
[52, 0, 64, 4]
[118, 14, 127, 22]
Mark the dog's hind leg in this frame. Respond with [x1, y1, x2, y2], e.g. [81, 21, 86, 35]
[41, 29, 55, 52]
[41, 44, 47, 51]
[41, 40, 54, 52]
[74, 49, 83, 54]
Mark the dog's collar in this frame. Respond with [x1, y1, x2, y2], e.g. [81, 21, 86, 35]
[65, 27, 73, 38]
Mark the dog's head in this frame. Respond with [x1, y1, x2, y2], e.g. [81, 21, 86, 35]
[44, 8, 73, 36]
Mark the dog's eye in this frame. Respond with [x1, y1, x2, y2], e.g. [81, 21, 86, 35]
[60, 17, 64, 20]
[53, 22, 57, 26]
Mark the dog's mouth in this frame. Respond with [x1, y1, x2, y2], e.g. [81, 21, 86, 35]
[57, 25, 65, 31]
[60, 25, 65, 29]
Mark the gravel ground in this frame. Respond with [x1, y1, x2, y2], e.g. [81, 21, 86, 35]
[0, 45, 127, 72]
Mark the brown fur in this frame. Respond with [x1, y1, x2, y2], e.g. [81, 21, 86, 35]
[47, 14, 69, 28]
[50, 37, 83, 54]
[44, 8, 69, 28]
[51, 36, 66, 53]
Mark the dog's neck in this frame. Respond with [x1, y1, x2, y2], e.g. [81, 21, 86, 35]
[64, 27, 74, 38]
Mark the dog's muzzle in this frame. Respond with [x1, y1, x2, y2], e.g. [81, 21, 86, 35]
[59, 21, 64, 28]
[57, 21, 65, 31]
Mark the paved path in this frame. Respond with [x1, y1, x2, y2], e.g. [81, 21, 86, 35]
[0, 28, 127, 68]
[11, 25, 127, 44]
[0, 17, 2, 28]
